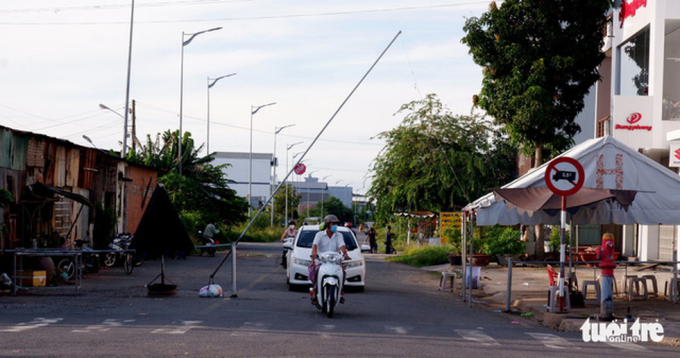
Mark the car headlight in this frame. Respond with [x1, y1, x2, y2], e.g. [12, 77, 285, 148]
[293, 257, 312, 266]
[344, 260, 364, 268]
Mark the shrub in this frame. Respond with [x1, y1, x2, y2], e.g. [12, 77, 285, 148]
[387, 245, 452, 267]
[482, 226, 525, 256]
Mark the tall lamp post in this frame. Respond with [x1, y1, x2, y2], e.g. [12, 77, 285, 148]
[179, 26, 222, 176]
[271, 124, 295, 226]
[122, 0, 135, 158]
[321, 175, 331, 218]
[207, 73, 236, 155]
[306, 171, 318, 218]
[249, 102, 276, 216]
[285, 142, 303, 224]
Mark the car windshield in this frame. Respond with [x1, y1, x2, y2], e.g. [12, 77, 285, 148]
[296, 229, 358, 251]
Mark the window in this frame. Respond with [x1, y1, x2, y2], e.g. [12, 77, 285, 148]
[617, 27, 650, 96]
[663, 22, 680, 120]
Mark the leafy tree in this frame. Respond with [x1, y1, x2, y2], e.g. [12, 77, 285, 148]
[368, 94, 516, 222]
[272, 184, 301, 224]
[307, 196, 354, 224]
[127, 130, 248, 228]
[461, 0, 612, 163]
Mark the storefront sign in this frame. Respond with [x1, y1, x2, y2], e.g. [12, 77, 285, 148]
[670, 144, 680, 167]
[440, 212, 461, 244]
[615, 112, 652, 131]
[619, 0, 648, 28]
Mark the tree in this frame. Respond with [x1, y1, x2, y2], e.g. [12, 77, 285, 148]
[461, 0, 612, 163]
[367, 94, 516, 222]
[272, 184, 301, 224]
[127, 130, 248, 228]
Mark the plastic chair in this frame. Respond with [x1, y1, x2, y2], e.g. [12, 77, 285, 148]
[439, 272, 456, 292]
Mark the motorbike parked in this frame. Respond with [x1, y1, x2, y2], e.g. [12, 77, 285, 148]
[313, 251, 344, 318]
[102, 233, 133, 267]
[56, 239, 99, 280]
[197, 230, 217, 257]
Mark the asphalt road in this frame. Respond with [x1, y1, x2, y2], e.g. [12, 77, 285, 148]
[1, 242, 678, 357]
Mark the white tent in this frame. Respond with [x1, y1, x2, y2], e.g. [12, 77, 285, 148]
[464, 136, 680, 226]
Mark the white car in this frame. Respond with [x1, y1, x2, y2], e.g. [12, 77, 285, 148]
[285, 225, 367, 291]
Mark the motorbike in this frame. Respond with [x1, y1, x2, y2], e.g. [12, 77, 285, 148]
[281, 236, 294, 267]
[197, 230, 217, 257]
[103, 233, 133, 267]
[314, 251, 344, 318]
[56, 239, 99, 280]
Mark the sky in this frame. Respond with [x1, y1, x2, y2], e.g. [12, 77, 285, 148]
[0, 0, 494, 196]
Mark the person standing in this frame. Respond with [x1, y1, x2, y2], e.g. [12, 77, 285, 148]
[367, 227, 377, 253]
[385, 225, 393, 254]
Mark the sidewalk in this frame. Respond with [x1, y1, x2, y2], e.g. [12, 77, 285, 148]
[423, 262, 680, 346]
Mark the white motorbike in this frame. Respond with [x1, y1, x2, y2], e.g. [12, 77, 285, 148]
[281, 237, 294, 267]
[314, 251, 344, 318]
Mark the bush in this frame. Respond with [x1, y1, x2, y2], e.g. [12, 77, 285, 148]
[386, 245, 452, 267]
[482, 226, 524, 256]
[548, 226, 572, 252]
[226, 220, 282, 243]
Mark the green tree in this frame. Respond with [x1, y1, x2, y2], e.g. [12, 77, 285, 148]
[272, 184, 301, 224]
[368, 94, 516, 222]
[127, 130, 248, 228]
[315, 196, 354, 224]
[461, 0, 612, 163]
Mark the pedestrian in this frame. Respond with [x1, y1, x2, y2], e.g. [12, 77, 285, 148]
[385, 225, 393, 254]
[367, 227, 377, 253]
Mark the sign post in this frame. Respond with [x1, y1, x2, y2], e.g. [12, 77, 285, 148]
[545, 157, 584, 312]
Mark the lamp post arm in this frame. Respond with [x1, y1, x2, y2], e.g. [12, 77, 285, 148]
[183, 27, 222, 46]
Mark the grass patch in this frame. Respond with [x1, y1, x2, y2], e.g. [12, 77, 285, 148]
[386, 245, 452, 267]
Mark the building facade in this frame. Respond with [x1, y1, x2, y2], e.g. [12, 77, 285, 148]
[212, 151, 274, 209]
[595, 0, 680, 261]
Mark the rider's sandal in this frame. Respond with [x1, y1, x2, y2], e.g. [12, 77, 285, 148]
[340, 296, 345, 304]
[311, 298, 318, 305]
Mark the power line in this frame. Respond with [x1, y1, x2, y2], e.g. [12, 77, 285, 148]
[0, 0, 250, 14]
[0, 1, 491, 25]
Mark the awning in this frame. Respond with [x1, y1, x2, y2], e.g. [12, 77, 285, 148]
[24, 182, 93, 207]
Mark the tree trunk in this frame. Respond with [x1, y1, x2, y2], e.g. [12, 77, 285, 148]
[534, 144, 545, 260]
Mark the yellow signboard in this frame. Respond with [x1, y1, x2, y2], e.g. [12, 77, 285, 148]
[440, 212, 461, 244]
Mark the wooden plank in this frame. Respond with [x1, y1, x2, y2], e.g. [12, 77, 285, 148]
[634, 263, 660, 271]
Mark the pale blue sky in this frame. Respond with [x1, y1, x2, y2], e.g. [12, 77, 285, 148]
[0, 0, 493, 195]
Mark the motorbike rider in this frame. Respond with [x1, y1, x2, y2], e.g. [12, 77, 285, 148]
[280, 220, 298, 266]
[309, 214, 350, 305]
[201, 222, 219, 256]
[280, 220, 298, 242]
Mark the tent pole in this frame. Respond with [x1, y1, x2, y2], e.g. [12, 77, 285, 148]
[468, 212, 475, 308]
[461, 213, 467, 302]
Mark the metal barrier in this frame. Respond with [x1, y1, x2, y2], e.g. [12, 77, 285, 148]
[503, 258, 680, 311]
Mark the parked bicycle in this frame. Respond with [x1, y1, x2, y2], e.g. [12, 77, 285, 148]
[56, 239, 99, 280]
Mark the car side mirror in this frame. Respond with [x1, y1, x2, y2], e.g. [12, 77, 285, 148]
[283, 241, 293, 250]
[361, 244, 371, 253]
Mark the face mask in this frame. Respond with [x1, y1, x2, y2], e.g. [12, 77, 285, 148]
[330, 225, 338, 233]
[289, 225, 294, 229]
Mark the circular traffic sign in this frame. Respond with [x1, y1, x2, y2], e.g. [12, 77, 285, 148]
[544, 157, 585, 196]
[294, 163, 306, 175]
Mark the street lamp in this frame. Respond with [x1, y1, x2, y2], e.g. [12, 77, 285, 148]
[82, 135, 99, 150]
[207, 73, 236, 155]
[306, 170, 318, 218]
[321, 175, 331, 218]
[249, 102, 276, 216]
[179, 26, 222, 176]
[285, 142, 303, 223]
[271, 124, 295, 226]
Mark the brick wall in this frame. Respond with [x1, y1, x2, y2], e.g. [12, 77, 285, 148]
[125, 165, 157, 234]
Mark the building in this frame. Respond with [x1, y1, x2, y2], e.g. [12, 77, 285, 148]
[0, 125, 157, 255]
[290, 176, 353, 216]
[594, 0, 680, 261]
[212, 151, 274, 209]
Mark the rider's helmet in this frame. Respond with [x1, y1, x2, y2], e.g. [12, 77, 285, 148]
[323, 214, 339, 225]
[288, 220, 296, 225]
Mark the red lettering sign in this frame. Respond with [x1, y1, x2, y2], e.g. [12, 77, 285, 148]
[615, 112, 651, 131]
[675, 148, 680, 161]
[619, 0, 648, 28]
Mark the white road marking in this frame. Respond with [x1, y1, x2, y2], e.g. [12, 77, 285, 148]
[606, 341, 648, 351]
[385, 326, 411, 334]
[0, 318, 63, 332]
[454, 329, 500, 346]
[72, 319, 135, 333]
[231, 322, 270, 337]
[526, 332, 580, 350]
[151, 320, 202, 334]
[318, 324, 335, 339]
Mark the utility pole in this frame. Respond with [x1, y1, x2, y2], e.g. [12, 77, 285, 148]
[131, 99, 137, 151]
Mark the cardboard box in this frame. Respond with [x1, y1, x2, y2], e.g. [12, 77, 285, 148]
[16, 270, 47, 287]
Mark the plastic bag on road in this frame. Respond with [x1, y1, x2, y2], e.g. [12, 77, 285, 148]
[198, 284, 223, 297]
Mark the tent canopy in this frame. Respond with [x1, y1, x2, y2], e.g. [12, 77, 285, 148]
[132, 184, 194, 257]
[464, 136, 680, 226]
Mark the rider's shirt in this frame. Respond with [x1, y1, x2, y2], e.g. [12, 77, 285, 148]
[313, 230, 345, 254]
[283, 228, 298, 238]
